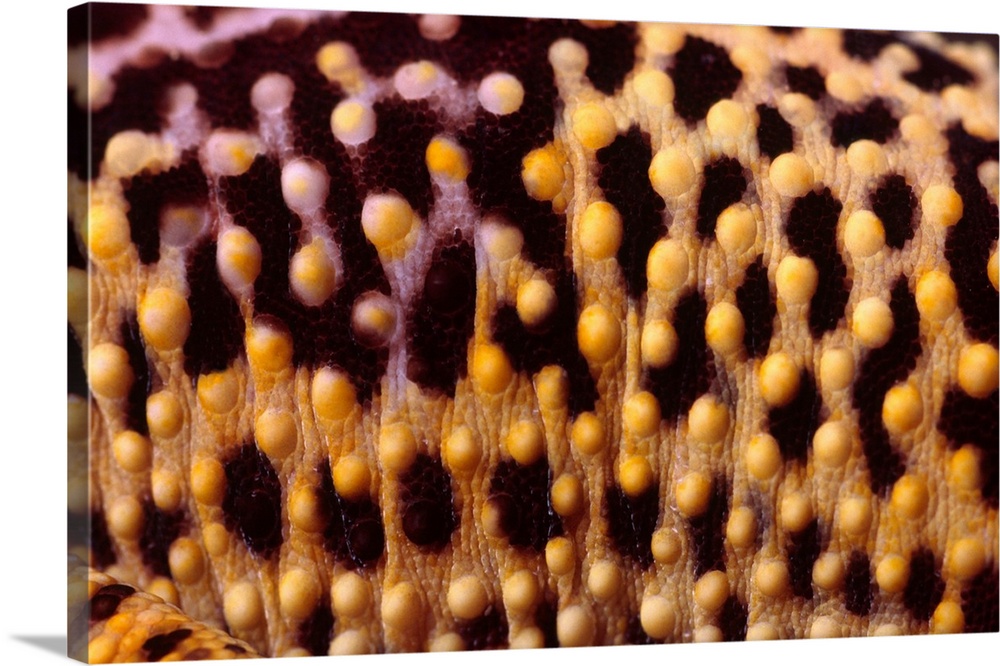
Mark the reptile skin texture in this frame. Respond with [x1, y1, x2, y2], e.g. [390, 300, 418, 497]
[66, 3, 1000, 662]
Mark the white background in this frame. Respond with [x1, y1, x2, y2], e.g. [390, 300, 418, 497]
[1, 0, 996, 663]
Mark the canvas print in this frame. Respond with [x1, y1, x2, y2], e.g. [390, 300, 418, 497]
[66, 2, 999, 662]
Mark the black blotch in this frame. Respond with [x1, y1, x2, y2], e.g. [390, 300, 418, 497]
[68, 3, 148, 47]
[962, 567, 999, 633]
[785, 65, 826, 100]
[842, 30, 898, 61]
[182, 240, 245, 377]
[767, 371, 823, 463]
[756, 105, 794, 160]
[939, 389, 999, 507]
[625, 615, 658, 644]
[68, 219, 86, 269]
[489, 459, 562, 552]
[768, 26, 800, 35]
[903, 548, 944, 621]
[570, 22, 638, 94]
[945, 125, 999, 345]
[596, 126, 666, 297]
[904, 44, 975, 92]
[316, 461, 384, 568]
[831, 98, 899, 147]
[457, 605, 509, 650]
[406, 239, 476, 396]
[90, 510, 116, 570]
[298, 600, 334, 656]
[490, 270, 597, 416]
[642, 291, 716, 421]
[736, 257, 775, 358]
[534, 596, 559, 647]
[697, 157, 747, 238]
[870, 174, 916, 249]
[182, 6, 233, 30]
[844, 551, 873, 616]
[67, 91, 88, 177]
[786, 520, 822, 599]
[139, 500, 186, 578]
[669, 36, 743, 122]
[89, 583, 135, 623]
[222, 445, 283, 558]
[785, 188, 849, 336]
[719, 596, 749, 641]
[68, 325, 87, 398]
[604, 485, 658, 568]
[687, 476, 730, 576]
[123, 159, 209, 265]
[120, 316, 151, 436]
[853, 279, 920, 494]
[143, 629, 193, 662]
[399, 454, 457, 550]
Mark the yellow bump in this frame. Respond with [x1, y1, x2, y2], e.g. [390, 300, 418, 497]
[281, 158, 329, 212]
[535, 364, 567, 409]
[89, 633, 119, 662]
[472, 343, 514, 394]
[516, 279, 557, 329]
[279, 569, 320, 621]
[916, 270, 958, 320]
[105, 130, 168, 178]
[502, 570, 538, 613]
[873, 624, 902, 636]
[746, 623, 779, 640]
[778, 92, 817, 128]
[191, 458, 226, 506]
[506, 420, 545, 466]
[644, 23, 685, 55]
[846, 140, 889, 177]
[649, 148, 696, 199]
[425, 136, 470, 181]
[112, 430, 152, 473]
[379, 422, 418, 472]
[623, 391, 661, 438]
[780, 492, 814, 533]
[646, 238, 689, 291]
[587, 560, 621, 600]
[159, 204, 206, 247]
[312, 367, 356, 421]
[290, 238, 338, 307]
[989, 250, 998, 290]
[361, 193, 417, 252]
[545, 537, 575, 576]
[247, 322, 293, 373]
[139, 288, 191, 351]
[217, 226, 262, 291]
[429, 632, 464, 652]
[418, 14, 460, 41]
[809, 617, 841, 639]
[151, 470, 182, 512]
[548, 38, 588, 73]
[633, 69, 674, 107]
[250, 72, 293, 113]
[196, 369, 239, 415]
[147, 578, 179, 607]
[755, 559, 789, 597]
[551, 474, 584, 517]
[730, 44, 770, 77]
[759, 352, 799, 407]
[333, 455, 371, 501]
[706, 99, 749, 139]
[921, 184, 964, 227]
[394, 60, 442, 100]
[676, 471, 712, 517]
[577, 303, 621, 364]
[688, 395, 729, 444]
[572, 102, 617, 150]
[949, 445, 982, 491]
[900, 113, 937, 143]
[812, 553, 845, 590]
[478, 72, 525, 115]
[510, 628, 544, 650]
[351, 292, 396, 347]
[382, 582, 421, 631]
[447, 575, 489, 620]
[948, 538, 986, 580]
[333, 572, 371, 618]
[852, 297, 894, 348]
[330, 629, 368, 655]
[205, 130, 260, 176]
[769, 153, 814, 198]
[932, 601, 965, 634]
[775, 255, 819, 304]
[705, 302, 745, 355]
[651, 528, 681, 564]
[224, 582, 264, 631]
[570, 412, 605, 455]
[521, 146, 565, 201]
[820, 347, 854, 390]
[331, 99, 376, 145]
[556, 605, 595, 647]
[844, 210, 886, 258]
[716, 204, 757, 254]
[480, 217, 524, 260]
[696, 627, 722, 642]
[641, 319, 678, 368]
[746, 433, 782, 480]
[958, 343, 999, 398]
[289, 486, 324, 533]
[694, 570, 729, 612]
[89, 342, 133, 399]
[875, 554, 909, 593]
[203, 522, 230, 556]
[107, 496, 143, 540]
[444, 427, 480, 472]
[726, 506, 757, 548]
[882, 384, 923, 435]
[813, 420, 852, 467]
[826, 71, 863, 102]
[168, 538, 205, 585]
[579, 201, 623, 260]
[316, 41, 361, 90]
[839, 497, 873, 535]
[620, 456, 654, 497]
[640, 595, 676, 639]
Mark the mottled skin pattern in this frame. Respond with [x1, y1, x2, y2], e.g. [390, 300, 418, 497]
[67, 4, 999, 662]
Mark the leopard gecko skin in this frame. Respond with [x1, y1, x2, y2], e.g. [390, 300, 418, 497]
[66, 3, 1000, 661]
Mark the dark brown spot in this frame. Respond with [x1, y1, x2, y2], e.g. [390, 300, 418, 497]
[669, 36, 742, 122]
[768, 371, 823, 463]
[139, 500, 186, 578]
[756, 104, 794, 160]
[489, 459, 562, 552]
[456, 605, 509, 650]
[870, 174, 916, 249]
[605, 484, 658, 567]
[143, 629, 193, 662]
[903, 548, 944, 621]
[89, 584, 135, 623]
[786, 521, 822, 599]
[399, 454, 457, 550]
[844, 551, 873, 616]
[316, 461, 384, 568]
[222, 445, 283, 557]
[785, 65, 826, 99]
[736, 257, 775, 359]
[687, 476, 730, 576]
[830, 98, 898, 147]
[297, 599, 334, 656]
[697, 157, 747, 238]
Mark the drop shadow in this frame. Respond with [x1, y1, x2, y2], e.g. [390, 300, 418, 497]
[11, 635, 66, 657]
